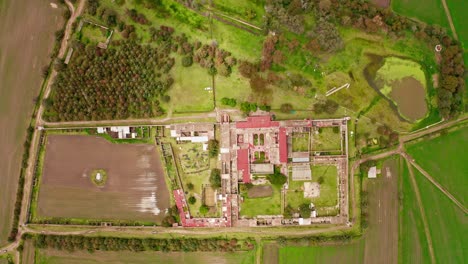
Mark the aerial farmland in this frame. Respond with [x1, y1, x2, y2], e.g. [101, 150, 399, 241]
[0, 0, 466, 263]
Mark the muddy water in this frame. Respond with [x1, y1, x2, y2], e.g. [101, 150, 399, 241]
[390, 77, 428, 121]
[363, 54, 428, 122]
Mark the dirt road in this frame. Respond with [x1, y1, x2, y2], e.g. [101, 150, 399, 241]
[441, 0, 458, 41]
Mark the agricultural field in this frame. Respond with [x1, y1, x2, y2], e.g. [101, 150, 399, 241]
[0, 0, 63, 245]
[399, 161, 432, 264]
[240, 183, 281, 217]
[311, 127, 341, 152]
[35, 248, 255, 264]
[392, 0, 451, 31]
[34, 135, 171, 223]
[280, 156, 400, 263]
[21, 239, 36, 264]
[412, 167, 468, 263]
[406, 126, 468, 205]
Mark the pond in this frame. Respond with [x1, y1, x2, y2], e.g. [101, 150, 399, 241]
[364, 55, 428, 122]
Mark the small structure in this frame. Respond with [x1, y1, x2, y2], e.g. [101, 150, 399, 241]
[368, 166, 377, 179]
[435, 44, 442, 52]
[170, 123, 214, 143]
[96, 172, 102, 181]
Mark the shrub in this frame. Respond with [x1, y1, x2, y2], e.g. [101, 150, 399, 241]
[267, 166, 287, 186]
[181, 56, 193, 67]
[208, 139, 219, 157]
[187, 182, 194, 190]
[188, 196, 196, 204]
[210, 169, 221, 188]
[280, 103, 293, 113]
[299, 203, 311, 218]
[221, 97, 237, 107]
[199, 204, 209, 215]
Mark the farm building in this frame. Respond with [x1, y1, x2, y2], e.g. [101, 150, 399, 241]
[368, 166, 377, 178]
[170, 123, 214, 143]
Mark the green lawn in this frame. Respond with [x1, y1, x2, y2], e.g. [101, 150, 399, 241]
[312, 127, 342, 152]
[279, 240, 365, 264]
[79, 25, 108, 44]
[310, 165, 338, 208]
[291, 133, 310, 152]
[392, 0, 451, 32]
[240, 184, 281, 217]
[413, 166, 468, 263]
[406, 126, 468, 205]
[36, 248, 255, 264]
[168, 63, 214, 113]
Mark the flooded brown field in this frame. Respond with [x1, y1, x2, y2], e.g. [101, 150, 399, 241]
[37, 135, 170, 223]
[390, 77, 428, 122]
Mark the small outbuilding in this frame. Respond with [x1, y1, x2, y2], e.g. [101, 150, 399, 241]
[368, 166, 377, 179]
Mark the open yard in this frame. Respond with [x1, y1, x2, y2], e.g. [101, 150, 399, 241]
[312, 127, 342, 152]
[35, 248, 255, 264]
[406, 126, 468, 205]
[240, 184, 281, 217]
[35, 135, 171, 223]
[0, 0, 63, 245]
[292, 133, 310, 152]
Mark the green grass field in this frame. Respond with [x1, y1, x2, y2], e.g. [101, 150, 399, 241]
[412, 168, 468, 263]
[292, 133, 310, 152]
[278, 240, 365, 264]
[312, 127, 342, 152]
[168, 63, 214, 113]
[406, 126, 468, 205]
[399, 161, 432, 264]
[446, 0, 468, 49]
[36, 248, 255, 264]
[392, 0, 451, 32]
[211, 0, 266, 27]
[240, 184, 281, 217]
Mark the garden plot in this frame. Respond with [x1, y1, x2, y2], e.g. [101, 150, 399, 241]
[311, 127, 342, 152]
[177, 143, 210, 173]
[292, 132, 310, 152]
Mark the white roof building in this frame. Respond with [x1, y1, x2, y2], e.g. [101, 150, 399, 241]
[368, 166, 377, 179]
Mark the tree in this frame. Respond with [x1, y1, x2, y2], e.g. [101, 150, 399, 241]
[188, 196, 196, 205]
[199, 204, 209, 215]
[187, 182, 194, 190]
[210, 169, 221, 188]
[208, 139, 219, 157]
[181, 56, 193, 67]
[317, 176, 324, 184]
[299, 203, 311, 218]
[280, 103, 293, 113]
[267, 166, 287, 186]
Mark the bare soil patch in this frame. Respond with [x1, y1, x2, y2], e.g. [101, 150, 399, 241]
[37, 135, 170, 223]
[371, 0, 391, 8]
[0, 0, 63, 244]
[248, 185, 273, 198]
[390, 77, 428, 121]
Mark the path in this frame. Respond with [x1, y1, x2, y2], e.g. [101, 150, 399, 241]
[403, 153, 468, 214]
[441, 0, 458, 41]
[404, 157, 436, 264]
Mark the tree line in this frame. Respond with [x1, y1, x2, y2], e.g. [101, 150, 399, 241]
[30, 234, 255, 253]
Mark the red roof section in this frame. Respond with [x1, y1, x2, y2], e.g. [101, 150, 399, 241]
[279, 127, 288, 163]
[236, 116, 279, 129]
[237, 149, 251, 183]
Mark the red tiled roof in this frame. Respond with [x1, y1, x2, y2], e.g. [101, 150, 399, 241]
[237, 149, 251, 183]
[279, 127, 288, 163]
[236, 116, 279, 129]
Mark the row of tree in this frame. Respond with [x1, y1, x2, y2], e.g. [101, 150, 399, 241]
[32, 234, 255, 252]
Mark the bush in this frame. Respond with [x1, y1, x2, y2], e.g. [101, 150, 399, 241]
[199, 204, 209, 215]
[317, 176, 324, 184]
[187, 182, 194, 190]
[210, 169, 221, 188]
[299, 203, 311, 218]
[221, 97, 237, 107]
[188, 196, 196, 205]
[181, 56, 193, 67]
[280, 103, 293, 113]
[208, 139, 219, 157]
